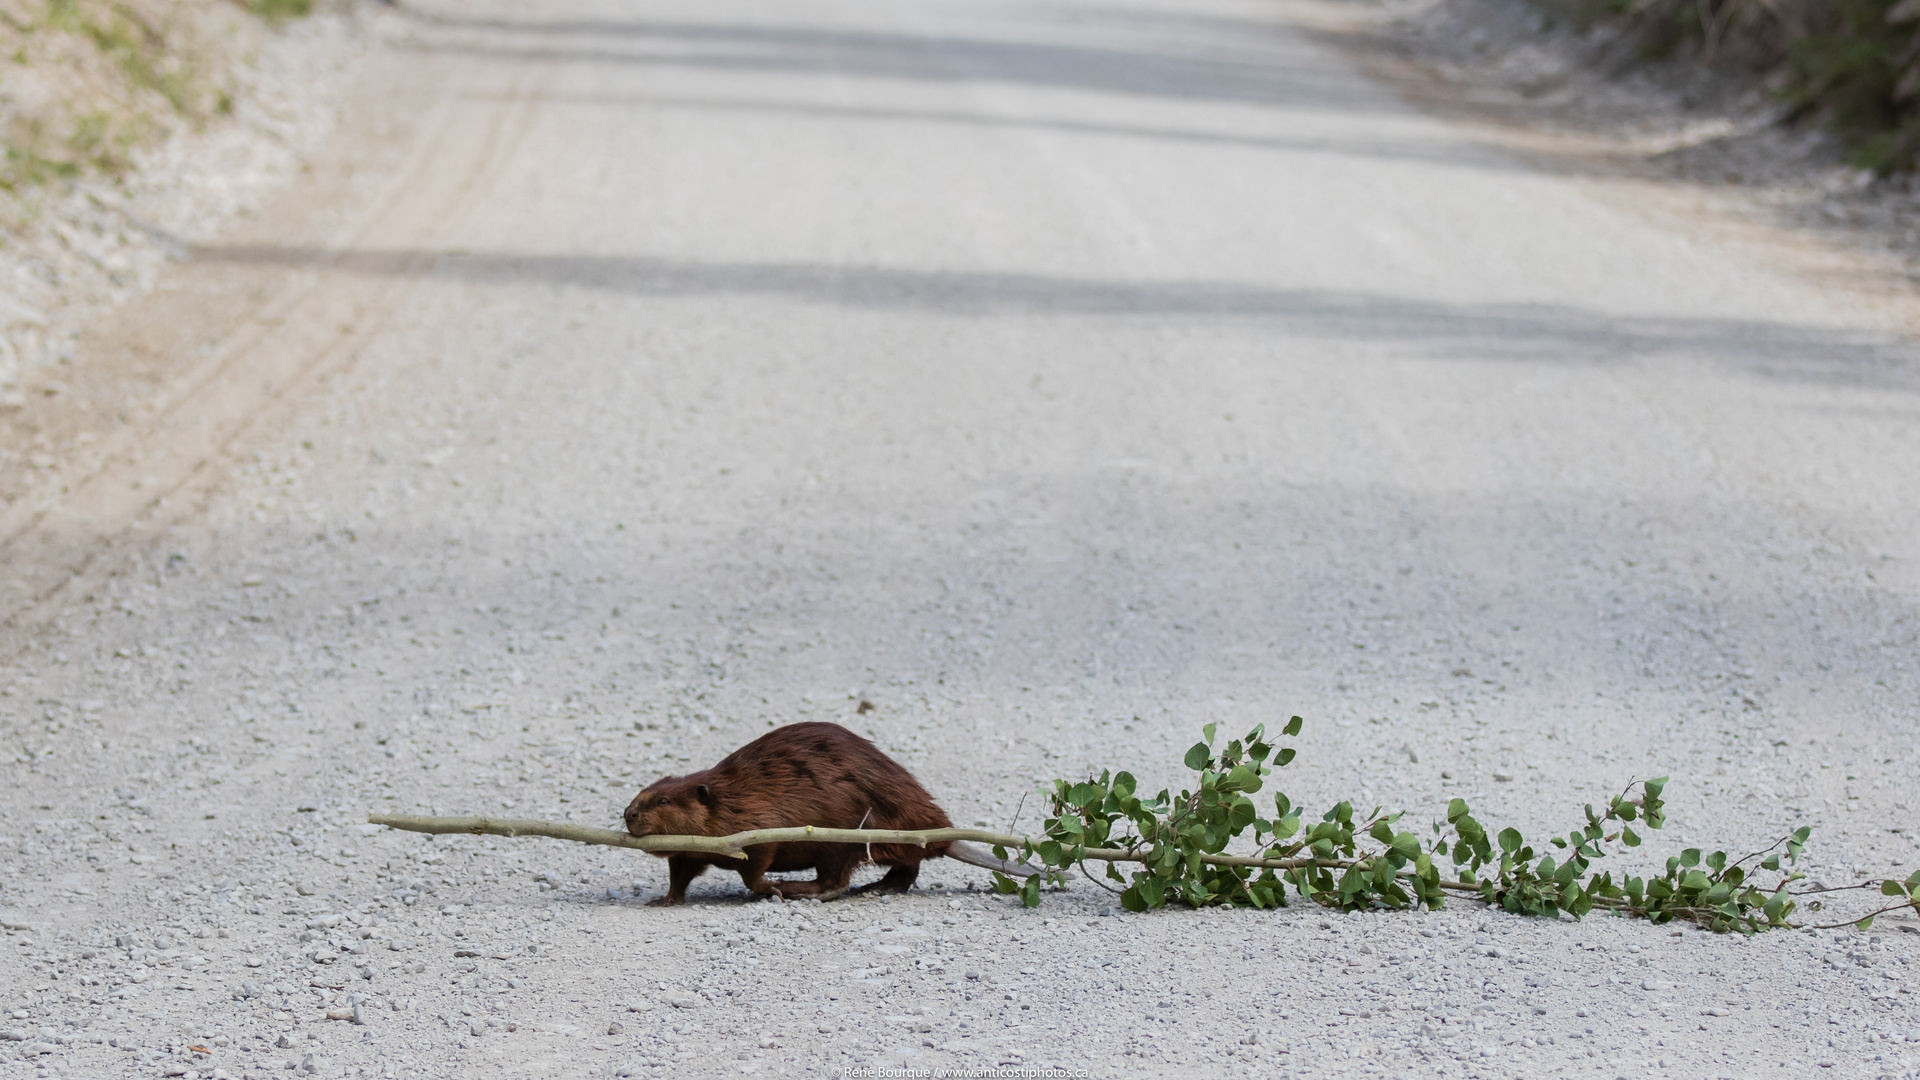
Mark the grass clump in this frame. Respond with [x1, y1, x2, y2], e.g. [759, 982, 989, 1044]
[0, 0, 312, 192]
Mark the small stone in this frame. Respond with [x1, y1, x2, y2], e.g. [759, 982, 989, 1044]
[1492, 773, 1513, 782]
[295, 884, 316, 897]
[300, 1054, 319, 1074]
[662, 994, 699, 1009]
[467, 1019, 484, 1037]
[351, 1004, 368, 1026]
[276, 1034, 296, 1050]
[1641, 979, 1674, 991]
[1, 1029, 26, 1042]
[606, 1022, 623, 1035]
[964, 972, 980, 982]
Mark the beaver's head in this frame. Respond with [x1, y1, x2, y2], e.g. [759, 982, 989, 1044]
[623, 775, 718, 839]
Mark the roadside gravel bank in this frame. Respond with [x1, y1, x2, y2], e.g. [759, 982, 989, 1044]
[0, 6, 368, 409]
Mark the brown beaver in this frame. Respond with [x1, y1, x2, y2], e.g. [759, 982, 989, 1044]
[625, 721, 984, 905]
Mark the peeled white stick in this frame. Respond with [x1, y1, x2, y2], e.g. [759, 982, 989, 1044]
[946, 839, 1042, 878]
[367, 813, 1039, 876]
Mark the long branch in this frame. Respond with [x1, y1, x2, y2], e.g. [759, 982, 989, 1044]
[375, 813, 1852, 921]
[365, 813, 1482, 892]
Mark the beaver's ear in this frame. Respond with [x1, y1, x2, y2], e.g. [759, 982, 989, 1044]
[695, 784, 714, 806]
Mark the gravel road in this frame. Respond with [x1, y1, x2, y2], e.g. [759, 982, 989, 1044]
[1, 0, 1917, 1077]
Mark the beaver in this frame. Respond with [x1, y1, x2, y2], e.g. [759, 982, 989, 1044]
[623, 721, 1016, 905]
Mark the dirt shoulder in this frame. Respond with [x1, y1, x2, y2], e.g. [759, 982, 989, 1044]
[0, 3, 386, 641]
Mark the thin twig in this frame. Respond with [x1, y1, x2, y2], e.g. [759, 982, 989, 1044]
[1790, 881, 1884, 896]
[1796, 902, 1917, 931]
[1079, 860, 1124, 896]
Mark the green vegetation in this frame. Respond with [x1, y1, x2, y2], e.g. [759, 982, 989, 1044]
[243, 0, 311, 25]
[992, 717, 1920, 932]
[0, 0, 309, 193]
[1550, 0, 1920, 172]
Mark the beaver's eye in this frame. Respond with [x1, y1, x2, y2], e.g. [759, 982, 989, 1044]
[657, 798, 670, 806]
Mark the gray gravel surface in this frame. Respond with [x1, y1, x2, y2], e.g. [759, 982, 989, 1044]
[0, 0, 1917, 1077]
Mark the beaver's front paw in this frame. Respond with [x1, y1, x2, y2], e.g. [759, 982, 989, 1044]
[645, 895, 683, 907]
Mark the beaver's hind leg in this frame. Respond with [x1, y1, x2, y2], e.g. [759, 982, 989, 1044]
[852, 862, 919, 896]
[760, 848, 859, 902]
[733, 848, 786, 899]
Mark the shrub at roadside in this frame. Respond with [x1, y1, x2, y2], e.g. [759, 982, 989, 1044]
[1541, 0, 1920, 171]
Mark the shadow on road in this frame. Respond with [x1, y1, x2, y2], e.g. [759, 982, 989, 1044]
[450, 90, 1514, 174]
[194, 243, 1920, 393]
[395, 8, 1378, 113]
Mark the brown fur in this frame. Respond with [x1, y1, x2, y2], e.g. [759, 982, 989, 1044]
[623, 721, 954, 905]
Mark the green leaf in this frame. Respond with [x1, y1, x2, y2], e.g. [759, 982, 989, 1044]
[990, 872, 1017, 895]
[1119, 885, 1147, 912]
[1226, 764, 1263, 794]
[1622, 827, 1640, 848]
[1283, 715, 1303, 737]
[1883, 879, 1908, 897]
[1019, 875, 1042, 908]
[1857, 915, 1875, 930]
[1644, 777, 1667, 800]
[1498, 828, 1523, 854]
[1184, 743, 1212, 771]
[1275, 747, 1296, 767]
[1370, 820, 1397, 846]
[1679, 849, 1701, 868]
[1202, 723, 1217, 745]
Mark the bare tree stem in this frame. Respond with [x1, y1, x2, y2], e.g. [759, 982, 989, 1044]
[365, 813, 1482, 893]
